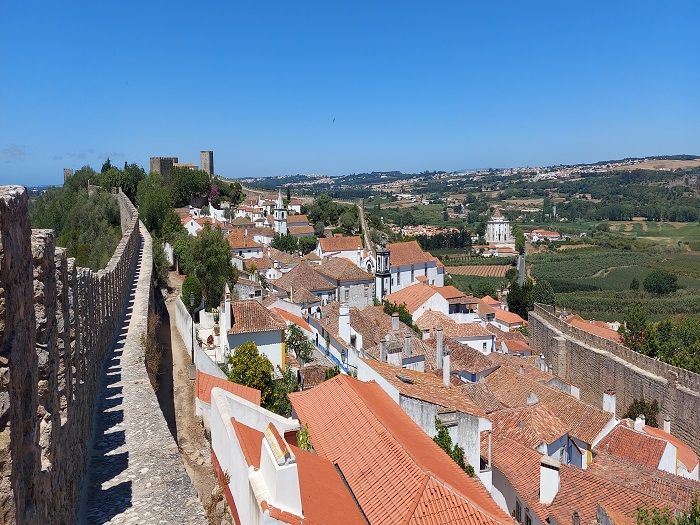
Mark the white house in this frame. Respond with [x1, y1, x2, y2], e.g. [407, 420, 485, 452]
[225, 229, 263, 260]
[316, 235, 364, 266]
[414, 310, 495, 355]
[384, 241, 445, 293]
[384, 282, 449, 322]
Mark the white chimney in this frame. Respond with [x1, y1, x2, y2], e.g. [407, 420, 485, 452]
[436, 327, 443, 370]
[442, 347, 451, 387]
[527, 392, 539, 405]
[222, 283, 231, 335]
[339, 304, 351, 345]
[392, 312, 399, 331]
[519, 366, 525, 375]
[603, 389, 616, 414]
[539, 455, 561, 504]
[258, 424, 302, 516]
[380, 340, 387, 362]
[663, 418, 671, 433]
[404, 334, 411, 357]
[634, 415, 645, 431]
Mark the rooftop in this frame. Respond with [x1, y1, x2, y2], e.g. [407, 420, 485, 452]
[385, 282, 441, 315]
[196, 370, 261, 406]
[593, 423, 667, 470]
[490, 403, 569, 449]
[317, 235, 363, 253]
[316, 257, 374, 282]
[274, 262, 336, 294]
[564, 314, 621, 343]
[228, 300, 286, 334]
[386, 240, 437, 267]
[226, 229, 262, 250]
[415, 310, 494, 339]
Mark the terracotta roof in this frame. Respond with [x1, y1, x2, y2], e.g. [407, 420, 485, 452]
[593, 424, 667, 470]
[289, 375, 513, 525]
[490, 437, 653, 525]
[490, 403, 569, 449]
[288, 225, 315, 236]
[477, 299, 496, 316]
[274, 262, 336, 294]
[481, 296, 501, 307]
[302, 251, 321, 261]
[287, 286, 320, 306]
[362, 358, 487, 417]
[460, 383, 505, 413]
[642, 424, 699, 471]
[385, 283, 442, 315]
[228, 300, 286, 334]
[386, 240, 436, 267]
[317, 235, 363, 252]
[502, 340, 531, 352]
[415, 311, 494, 339]
[484, 324, 530, 344]
[564, 315, 621, 342]
[226, 229, 262, 250]
[229, 216, 255, 227]
[287, 214, 310, 225]
[299, 364, 331, 390]
[196, 370, 261, 406]
[484, 353, 552, 384]
[317, 257, 374, 282]
[270, 307, 312, 333]
[483, 366, 614, 444]
[312, 302, 349, 346]
[230, 419, 366, 525]
[492, 309, 525, 326]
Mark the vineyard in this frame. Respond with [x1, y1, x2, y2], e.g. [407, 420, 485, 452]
[447, 265, 511, 277]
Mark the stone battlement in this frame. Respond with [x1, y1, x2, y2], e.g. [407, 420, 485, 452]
[0, 186, 139, 524]
[530, 303, 700, 455]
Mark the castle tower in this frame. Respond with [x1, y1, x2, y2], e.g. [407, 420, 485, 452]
[63, 169, 73, 182]
[375, 241, 391, 301]
[274, 187, 288, 235]
[200, 150, 214, 176]
[149, 157, 178, 179]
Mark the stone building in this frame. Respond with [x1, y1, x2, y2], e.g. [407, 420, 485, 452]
[485, 209, 514, 247]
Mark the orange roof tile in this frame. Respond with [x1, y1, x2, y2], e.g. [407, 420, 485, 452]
[226, 229, 262, 250]
[273, 262, 336, 294]
[386, 240, 436, 267]
[270, 308, 312, 333]
[493, 309, 525, 326]
[230, 418, 366, 525]
[460, 383, 505, 413]
[481, 296, 501, 307]
[317, 235, 363, 252]
[289, 376, 512, 525]
[490, 403, 569, 449]
[415, 310, 494, 339]
[288, 225, 315, 236]
[316, 257, 374, 282]
[385, 283, 442, 315]
[228, 300, 286, 334]
[564, 315, 620, 342]
[643, 425, 699, 471]
[593, 424, 667, 470]
[287, 214, 310, 225]
[196, 370, 261, 405]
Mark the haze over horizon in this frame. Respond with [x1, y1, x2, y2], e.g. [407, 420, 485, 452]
[1, 1, 698, 186]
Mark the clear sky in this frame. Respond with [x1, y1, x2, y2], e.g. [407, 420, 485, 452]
[1, 0, 698, 186]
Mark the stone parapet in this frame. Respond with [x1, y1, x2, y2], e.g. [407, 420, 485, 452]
[530, 303, 700, 456]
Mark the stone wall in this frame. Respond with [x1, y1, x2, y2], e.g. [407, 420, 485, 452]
[0, 186, 140, 524]
[530, 304, 700, 455]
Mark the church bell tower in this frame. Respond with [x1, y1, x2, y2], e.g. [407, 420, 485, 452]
[375, 241, 391, 301]
[274, 187, 288, 235]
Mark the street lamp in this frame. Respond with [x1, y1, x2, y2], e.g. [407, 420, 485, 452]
[190, 293, 196, 380]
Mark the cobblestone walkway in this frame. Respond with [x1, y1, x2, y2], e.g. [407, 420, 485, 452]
[78, 230, 207, 525]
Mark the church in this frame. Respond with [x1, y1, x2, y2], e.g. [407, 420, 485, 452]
[484, 209, 515, 248]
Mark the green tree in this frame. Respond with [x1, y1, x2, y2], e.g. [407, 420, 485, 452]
[101, 157, 112, 173]
[286, 324, 313, 365]
[314, 221, 325, 237]
[161, 208, 186, 242]
[267, 366, 299, 417]
[512, 225, 526, 253]
[618, 305, 657, 355]
[296, 424, 312, 451]
[532, 280, 555, 306]
[181, 275, 202, 310]
[383, 302, 420, 334]
[623, 398, 660, 427]
[643, 269, 678, 295]
[190, 224, 236, 308]
[152, 240, 170, 289]
[271, 233, 299, 254]
[505, 268, 519, 282]
[297, 236, 317, 255]
[507, 278, 534, 319]
[471, 281, 498, 299]
[137, 172, 174, 235]
[630, 277, 640, 291]
[324, 365, 340, 380]
[226, 342, 274, 406]
[169, 167, 210, 207]
[433, 419, 471, 475]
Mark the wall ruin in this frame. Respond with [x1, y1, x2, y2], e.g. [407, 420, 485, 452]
[530, 304, 700, 455]
[0, 186, 140, 524]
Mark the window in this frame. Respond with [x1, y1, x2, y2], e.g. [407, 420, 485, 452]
[482, 342, 487, 352]
[364, 285, 369, 298]
[344, 288, 350, 301]
[397, 271, 401, 285]
[515, 500, 522, 523]
[411, 266, 415, 282]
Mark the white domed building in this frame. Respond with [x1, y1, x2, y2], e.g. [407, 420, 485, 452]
[485, 209, 515, 248]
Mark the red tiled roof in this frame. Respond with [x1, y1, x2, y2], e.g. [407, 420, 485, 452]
[593, 424, 667, 470]
[361, 358, 487, 417]
[273, 262, 336, 294]
[230, 419, 366, 525]
[196, 370, 261, 405]
[385, 283, 442, 315]
[226, 229, 262, 250]
[643, 425, 699, 471]
[287, 214, 310, 225]
[289, 375, 512, 525]
[564, 314, 620, 342]
[481, 296, 501, 307]
[270, 307, 312, 333]
[288, 225, 315, 236]
[493, 309, 525, 327]
[415, 310, 494, 339]
[490, 403, 569, 449]
[483, 366, 613, 444]
[386, 240, 436, 267]
[460, 383, 505, 413]
[502, 340, 531, 352]
[317, 235, 363, 252]
[317, 257, 374, 282]
[228, 300, 286, 334]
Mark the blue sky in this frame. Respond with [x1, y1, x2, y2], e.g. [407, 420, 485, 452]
[1, 1, 698, 186]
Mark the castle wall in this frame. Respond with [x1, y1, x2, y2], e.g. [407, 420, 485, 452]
[530, 304, 700, 456]
[0, 186, 139, 524]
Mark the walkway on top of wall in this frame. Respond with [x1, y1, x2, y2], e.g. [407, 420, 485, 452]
[77, 226, 207, 525]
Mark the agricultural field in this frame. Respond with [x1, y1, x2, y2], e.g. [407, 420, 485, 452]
[448, 265, 511, 277]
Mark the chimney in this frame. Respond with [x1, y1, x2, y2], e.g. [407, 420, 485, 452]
[527, 392, 539, 405]
[436, 327, 443, 370]
[634, 415, 645, 431]
[392, 313, 399, 331]
[290, 285, 294, 303]
[603, 389, 616, 414]
[442, 346, 451, 387]
[539, 455, 560, 504]
[404, 333, 411, 357]
[663, 418, 671, 433]
[339, 304, 351, 345]
[259, 423, 302, 516]
[222, 283, 231, 334]
[380, 339, 387, 362]
[519, 366, 525, 375]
